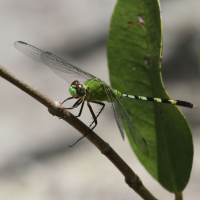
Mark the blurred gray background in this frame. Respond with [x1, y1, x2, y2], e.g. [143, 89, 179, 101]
[0, 0, 200, 199]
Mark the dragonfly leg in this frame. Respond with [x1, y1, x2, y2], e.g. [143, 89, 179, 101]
[60, 96, 75, 113]
[73, 101, 85, 117]
[61, 96, 74, 104]
[61, 99, 82, 118]
[88, 101, 105, 128]
[87, 102, 98, 131]
[68, 102, 97, 147]
[63, 98, 82, 110]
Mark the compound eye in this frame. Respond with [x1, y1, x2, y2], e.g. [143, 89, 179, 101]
[71, 80, 79, 86]
[76, 85, 85, 97]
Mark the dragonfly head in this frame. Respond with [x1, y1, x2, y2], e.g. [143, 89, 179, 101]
[69, 80, 86, 98]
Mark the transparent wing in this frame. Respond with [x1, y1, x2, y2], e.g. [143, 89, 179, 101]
[104, 86, 149, 156]
[104, 85, 125, 140]
[14, 41, 96, 84]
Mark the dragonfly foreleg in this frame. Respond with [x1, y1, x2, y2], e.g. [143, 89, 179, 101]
[89, 101, 105, 128]
[63, 99, 82, 109]
[62, 98, 82, 118]
[61, 96, 74, 104]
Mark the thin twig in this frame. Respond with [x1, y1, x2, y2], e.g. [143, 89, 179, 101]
[0, 64, 158, 200]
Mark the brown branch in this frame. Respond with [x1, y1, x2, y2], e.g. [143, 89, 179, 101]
[0, 64, 158, 200]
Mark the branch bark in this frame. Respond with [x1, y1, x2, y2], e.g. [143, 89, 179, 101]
[0, 64, 158, 200]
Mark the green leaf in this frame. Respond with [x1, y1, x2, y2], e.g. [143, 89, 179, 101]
[107, 0, 193, 193]
[198, 42, 200, 75]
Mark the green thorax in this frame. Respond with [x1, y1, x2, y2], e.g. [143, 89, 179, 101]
[84, 78, 121, 102]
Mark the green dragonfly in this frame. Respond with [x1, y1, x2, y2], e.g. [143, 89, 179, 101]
[14, 41, 196, 156]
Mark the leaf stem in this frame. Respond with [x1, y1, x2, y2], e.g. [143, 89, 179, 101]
[175, 193, 183, 200]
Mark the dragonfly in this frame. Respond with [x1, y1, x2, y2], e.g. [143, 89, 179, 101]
[14, 41, 197, 156]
